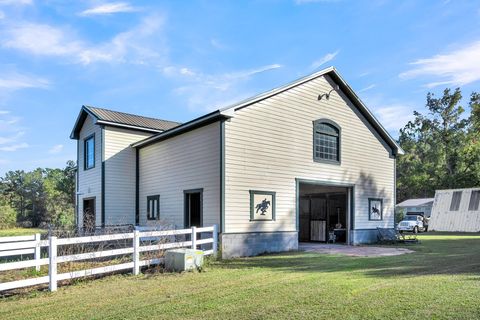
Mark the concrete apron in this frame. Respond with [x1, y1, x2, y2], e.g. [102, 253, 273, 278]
[299, 243, 414, 257]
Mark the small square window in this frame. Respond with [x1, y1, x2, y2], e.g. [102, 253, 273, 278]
[147, 195, 160, 220]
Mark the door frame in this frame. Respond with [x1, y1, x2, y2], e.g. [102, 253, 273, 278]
[296, 178, 355, 244]
[183, 188, 204, 228]
[82, 197, 96, 229]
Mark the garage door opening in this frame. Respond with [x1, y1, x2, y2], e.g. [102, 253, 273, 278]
[298, 183, 350, 244]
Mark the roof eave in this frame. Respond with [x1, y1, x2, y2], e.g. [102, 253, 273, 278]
[70, 106, 98, 140]
[132, 110, 233, 148]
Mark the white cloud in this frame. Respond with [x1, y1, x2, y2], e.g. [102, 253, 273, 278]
[311, 50, 339, 69]
[0, 110, 9, 115]
[79, 2, 139, 16]
[164, 64, 283, 111]
[0, 0, 32, 5]
[2, 15, 165, 65]
[358, 84, 376, 93]
[0, 73, 49, 90]
[0, 142, 28, 152]
[400, 40, 480, 88]
[373, 104, 415, 134]
[48, 144, 64, 154]
[3, 23, 84, 57]
[0, 10, 5, 19]
[0, 131, 24, 145]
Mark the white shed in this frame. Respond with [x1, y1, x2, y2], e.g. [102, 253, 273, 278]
[429, 188, 480, 232]
[396, 198, 434, 217]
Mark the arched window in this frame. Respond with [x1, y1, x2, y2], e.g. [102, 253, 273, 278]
[313, 119, 340, 163]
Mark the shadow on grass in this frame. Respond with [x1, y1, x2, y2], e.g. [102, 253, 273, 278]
[216, 235, 480, 279]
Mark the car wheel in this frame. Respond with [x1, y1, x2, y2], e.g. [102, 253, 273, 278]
[413, 226, 418, 234]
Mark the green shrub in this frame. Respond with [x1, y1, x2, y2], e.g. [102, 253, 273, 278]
[0, 204, 17, 229]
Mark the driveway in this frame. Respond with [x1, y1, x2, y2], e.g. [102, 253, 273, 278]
[299, 242, 414, 257]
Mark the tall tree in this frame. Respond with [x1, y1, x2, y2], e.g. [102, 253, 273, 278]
[397, 88, 479, 202]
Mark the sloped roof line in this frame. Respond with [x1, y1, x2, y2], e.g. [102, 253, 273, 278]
[70, 105, 181, 139]
[396, 198, 435, 207]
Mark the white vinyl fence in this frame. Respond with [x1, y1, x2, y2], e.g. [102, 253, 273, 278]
[0, 225, 218, 293]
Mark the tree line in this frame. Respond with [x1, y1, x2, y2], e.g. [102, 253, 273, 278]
[397, 88, 480, 202]
[0, 161, 76, 229]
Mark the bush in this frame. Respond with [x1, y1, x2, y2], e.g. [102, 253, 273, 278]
[0, 204, 17, 229]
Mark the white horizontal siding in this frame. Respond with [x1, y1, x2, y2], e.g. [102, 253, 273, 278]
[430, 188, 480, 232]
[104, 127, 152, 225]
[224, 74, 395, 233]
[77, 115, 102, 227]
[138, 122, 220, 228]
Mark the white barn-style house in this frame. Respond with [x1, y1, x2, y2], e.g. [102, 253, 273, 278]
[70, 67, 404, 258]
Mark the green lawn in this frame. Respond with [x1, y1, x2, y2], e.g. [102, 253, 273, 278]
[0, 228, 47, 237]
[1, 233, 480, 320]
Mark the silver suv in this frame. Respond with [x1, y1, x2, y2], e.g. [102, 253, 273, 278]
[397, 214, 427, 233]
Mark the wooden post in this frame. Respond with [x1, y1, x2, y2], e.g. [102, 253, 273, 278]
[48, 236, 57, 292]
[34, 233, 41, 272]
[133, 230, 140, 275]
[191, 226, 197, 250]
[212, 224, 218, 258]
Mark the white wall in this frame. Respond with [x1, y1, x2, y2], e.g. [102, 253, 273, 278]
[224, 74, 395, 234]
[104, 126, 151, 225]
[77, 115, 102, 226]
[430, 188, 480, 232]
[138, 122, 221, 228]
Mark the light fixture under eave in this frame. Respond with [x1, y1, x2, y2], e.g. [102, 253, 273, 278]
[317, 84, 340, 101]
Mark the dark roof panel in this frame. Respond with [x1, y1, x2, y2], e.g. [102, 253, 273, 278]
[85, 106, 181, 132]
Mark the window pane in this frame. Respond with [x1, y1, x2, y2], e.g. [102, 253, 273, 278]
[316, 123, 338, 136]
[450, 191, 462, 211]
[468, 190, 480, 211]
[85, 137, 95, 169]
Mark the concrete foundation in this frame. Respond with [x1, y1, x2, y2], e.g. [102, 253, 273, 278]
[351, 229, 382, 244]
[221, 231, 298, 258]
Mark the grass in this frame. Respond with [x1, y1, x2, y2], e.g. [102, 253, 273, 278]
[1, 233, 479, 320]
[0, 228, 47, 237]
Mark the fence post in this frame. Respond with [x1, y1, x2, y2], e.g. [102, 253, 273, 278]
[191, 226, 197, 250]
[34, 233, 41, 272]
[48, 236, 57, 292]
[212, 224, 218, 258]
[133, 230, 140, 275]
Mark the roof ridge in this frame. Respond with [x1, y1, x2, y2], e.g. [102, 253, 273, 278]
[84, 105, 181, 125]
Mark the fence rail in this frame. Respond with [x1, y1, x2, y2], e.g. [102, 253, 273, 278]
[0, 224, 218, 293]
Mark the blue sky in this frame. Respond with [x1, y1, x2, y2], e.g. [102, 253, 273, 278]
[0, 0, 479, 175]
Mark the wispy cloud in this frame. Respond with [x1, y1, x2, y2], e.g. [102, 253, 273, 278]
[358, 84, 376, 93]
[373, 104, 415, 134]
[2, 15, 165, 65]
[163, 64, 283, 111]
[400, 40, 480, 88]
[311, 50, 339, 69]
[0, 131, 24, 145]
[0, 142, 28, 152]
[79, 2, 139, 16]
[0, 73, 49, 91]
[0, 111, 28, 152]
[48, 144, 63, 154]
[0, 0, 32, 5]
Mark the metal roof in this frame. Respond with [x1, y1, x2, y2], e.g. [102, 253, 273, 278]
[396, 198, 435, 207]
[133, 67, 404, 155]
[70, 106, 181, 139]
